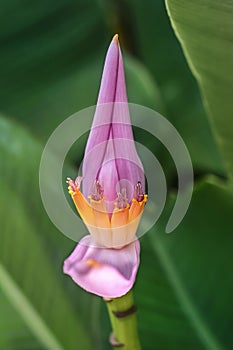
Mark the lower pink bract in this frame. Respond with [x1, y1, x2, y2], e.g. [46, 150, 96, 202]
[63, 235, 140, 298]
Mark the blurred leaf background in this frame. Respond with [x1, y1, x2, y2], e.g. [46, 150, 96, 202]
[0, 0, 233, 349]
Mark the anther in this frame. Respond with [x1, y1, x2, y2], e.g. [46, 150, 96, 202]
[134, 181, 144, 202]
[66, 176, 83, 191]
[90, 180, 104, 201]
[116, 188, 128, 209]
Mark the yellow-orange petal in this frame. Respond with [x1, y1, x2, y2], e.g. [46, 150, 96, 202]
[70, 189, 95, 225]
[90, 199, 111, 228]
[88, 199, 112, 248]
[111, 204, 129, 228]
[110, 205, 130, 248]
[128, 195, 147, 222]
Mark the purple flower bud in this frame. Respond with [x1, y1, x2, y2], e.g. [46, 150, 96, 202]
[82, 34, 145, 209]
[64, 35, 148, 297]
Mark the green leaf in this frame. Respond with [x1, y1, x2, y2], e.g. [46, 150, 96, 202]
[96, 178, 233, 350]
[134, 178, 233, 349]
[0, 287, 43, 350]
[0, 0, 224, 177]
[0, 0, 108, 137]
[165, 0, 233, 181]
[0, 115, 92, 350]
[124, 55, 165, 113]
[121, 0, 225, 176]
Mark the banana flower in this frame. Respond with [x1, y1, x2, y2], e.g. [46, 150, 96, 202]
[63, 35, 147, 298]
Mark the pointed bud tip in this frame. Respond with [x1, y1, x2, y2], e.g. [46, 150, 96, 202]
[113, 34, 119, 44]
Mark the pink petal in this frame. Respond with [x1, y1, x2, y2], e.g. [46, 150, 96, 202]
[63, 235, 140, 298]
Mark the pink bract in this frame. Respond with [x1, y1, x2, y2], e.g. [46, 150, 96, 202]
[82, 35, 145, 206]
[63, 235, 140, 298]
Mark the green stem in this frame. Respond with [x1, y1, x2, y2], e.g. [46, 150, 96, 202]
[104, 290, 141, 350]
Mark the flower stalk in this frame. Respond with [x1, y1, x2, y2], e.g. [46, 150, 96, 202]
[105, 290, 141, 350]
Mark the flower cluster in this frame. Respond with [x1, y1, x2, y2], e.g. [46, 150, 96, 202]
[63, 35, 147, 298]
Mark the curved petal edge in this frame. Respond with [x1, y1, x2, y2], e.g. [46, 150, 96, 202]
[63, 235, 140, 298]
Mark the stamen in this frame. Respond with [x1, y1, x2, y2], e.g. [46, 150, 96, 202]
[90, 180, 104, 201]
[134, 181, 144, 202]
[75, 176, 83, 188]
[116, 188, 128, 209]
[66, 176, 83, 192]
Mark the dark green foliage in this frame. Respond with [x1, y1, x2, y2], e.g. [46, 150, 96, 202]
[0, 1, 232, 349]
